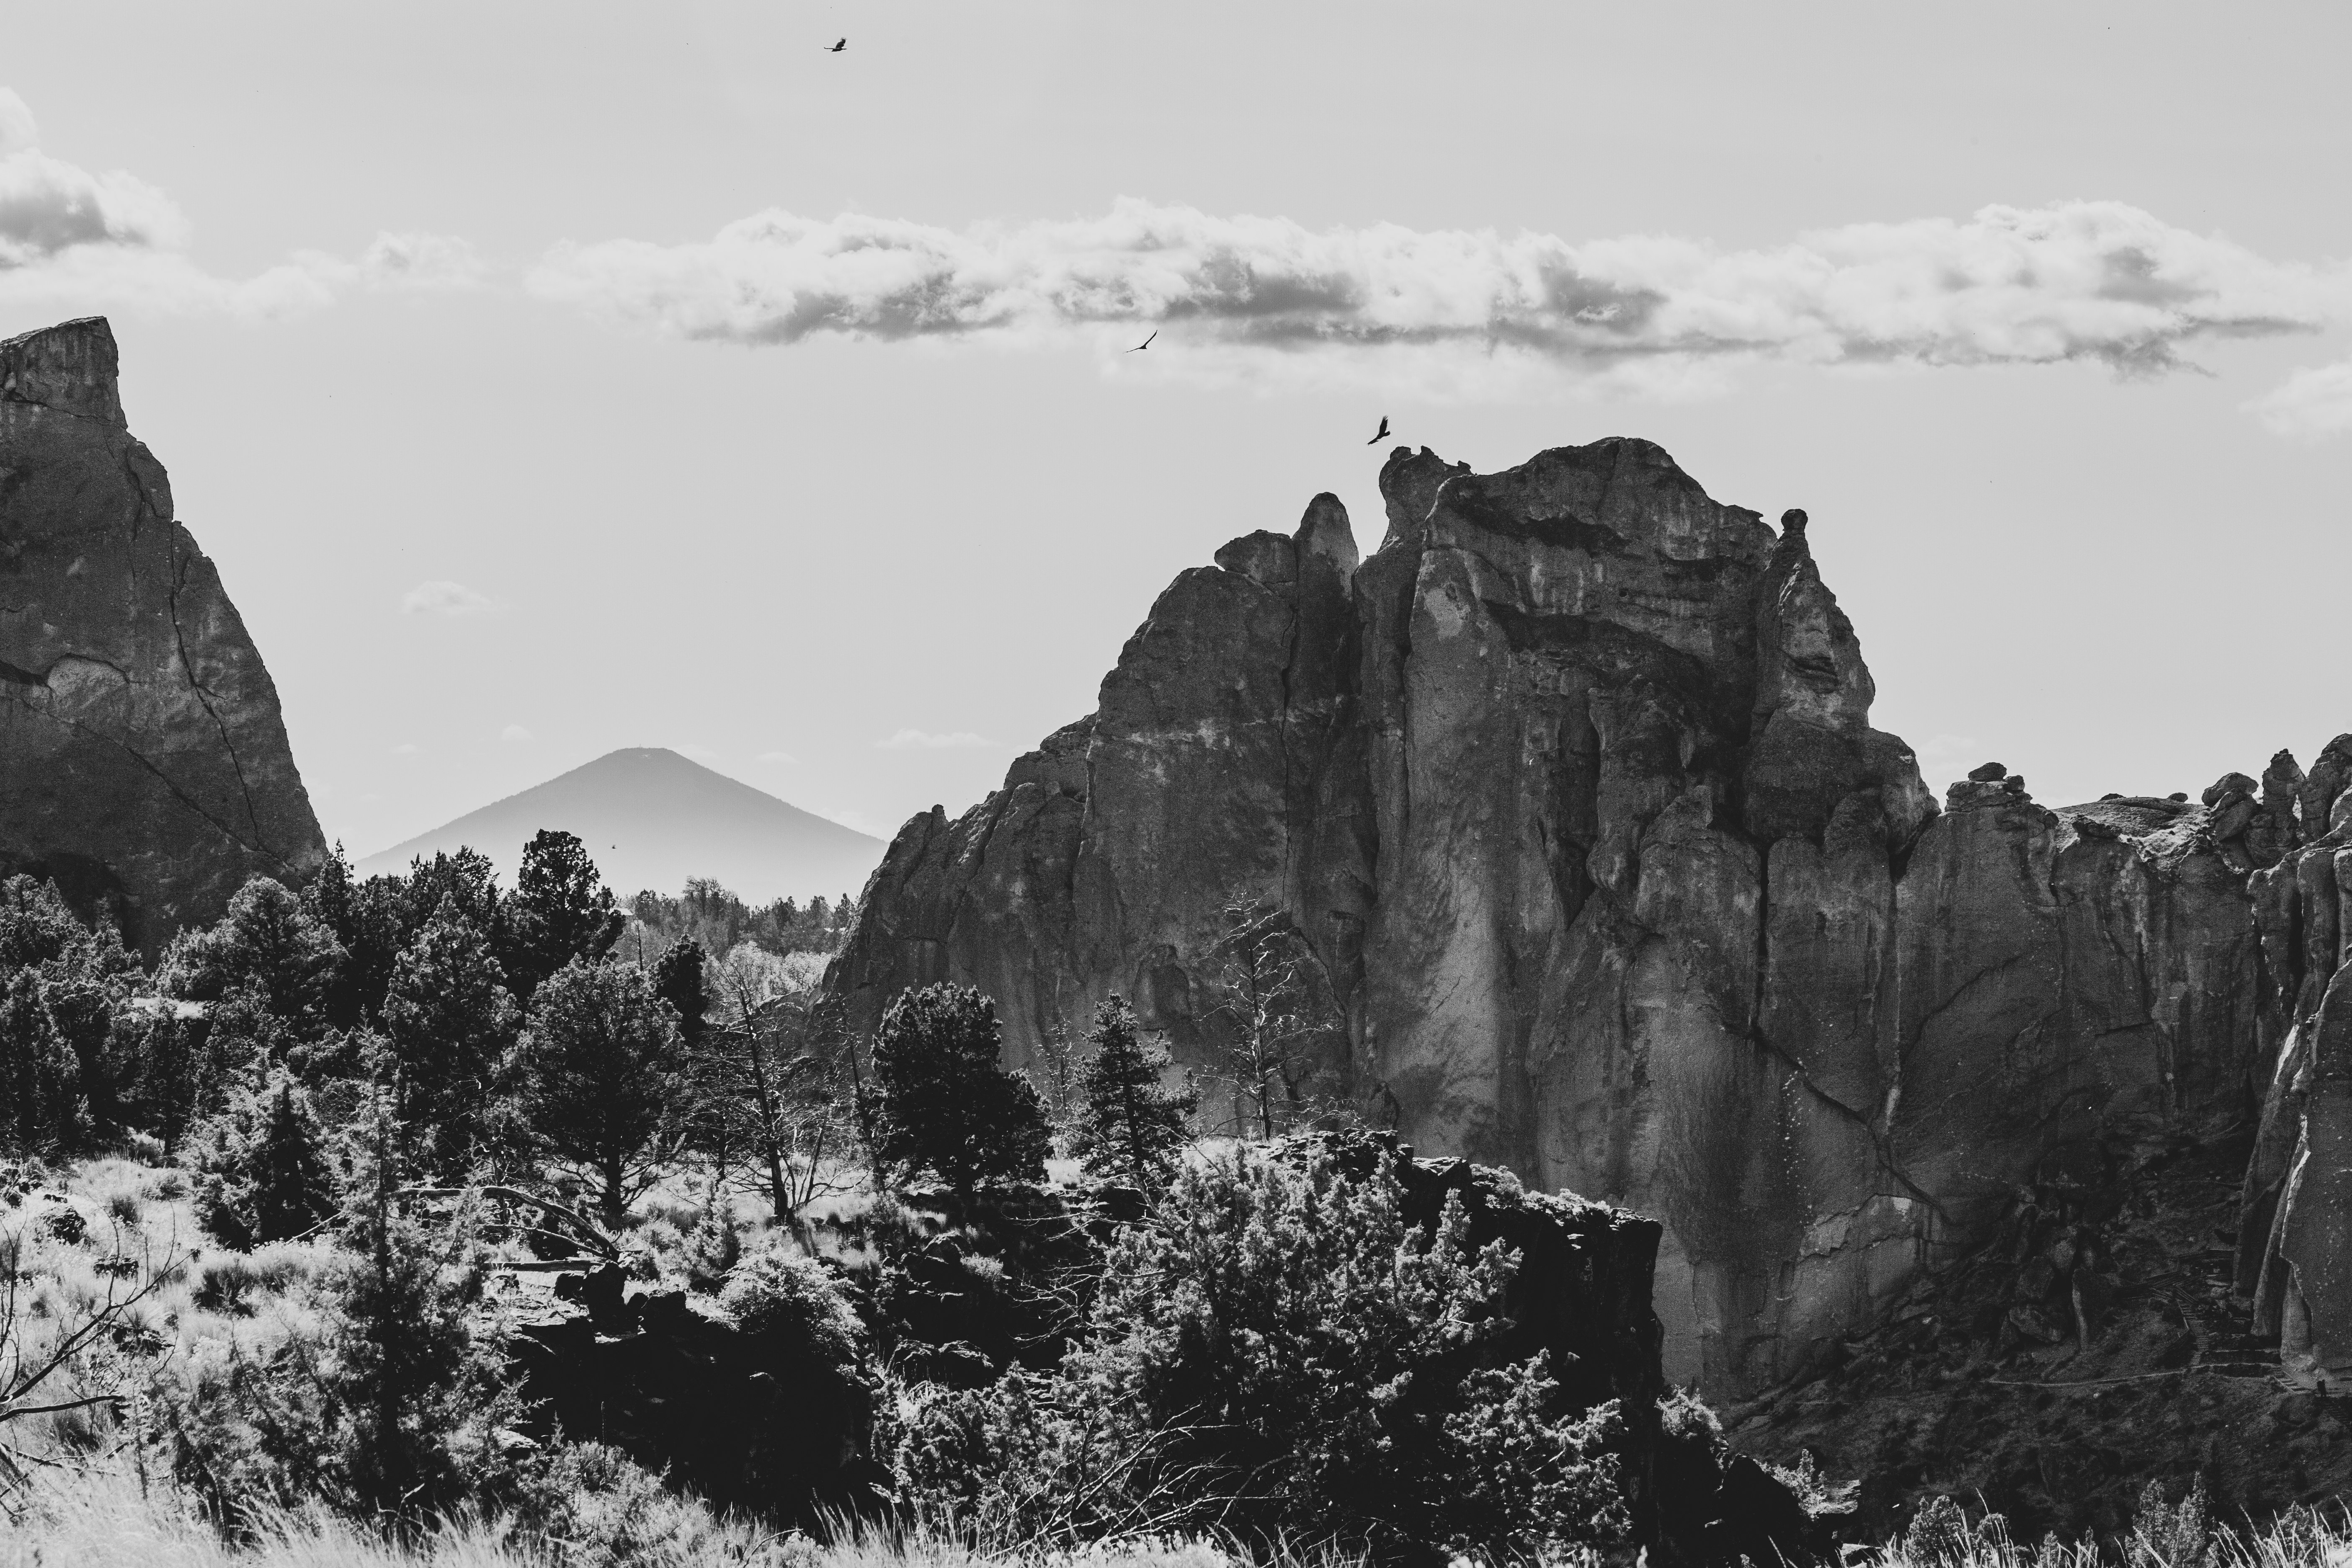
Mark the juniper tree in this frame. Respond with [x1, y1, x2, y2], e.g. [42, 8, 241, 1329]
[1073, 995, 1194, 1189]
[189, 1070, 338, 1249]
[652, 937, 711, 1056]
[513, 957, 684, 1225]
[0, 970, 86, 1155]
[377, 899, 519, 1173]
[501, 830, 624, 1001]
[157, 877, 347, 1031]
[872, 983, 1049, 1195]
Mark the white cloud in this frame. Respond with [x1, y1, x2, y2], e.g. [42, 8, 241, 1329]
[529, 198, 2349, 398]
[757, 750, 801, 766]
[501, 724, 535, 744]
[392, 742, 420, 756]
[400, 579, 498, 617]
[675, 743, 720, 762]
[877, 729, 996, 750]
[2250, 357, 2352, 439]
[0, 88, 480, 321]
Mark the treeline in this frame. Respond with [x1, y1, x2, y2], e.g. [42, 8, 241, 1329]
[624, 878, 858, 964]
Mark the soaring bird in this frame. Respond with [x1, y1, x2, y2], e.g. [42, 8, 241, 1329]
[825, 37, 846, 52]
[1366, 415, 1391, 446]
[1127, 330, 1157, 353]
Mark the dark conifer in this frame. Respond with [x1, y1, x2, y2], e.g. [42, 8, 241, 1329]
[1073, 995, 1194, 1189]
[502, 831, 624, 1001]
[872, 982, 1049, 1195]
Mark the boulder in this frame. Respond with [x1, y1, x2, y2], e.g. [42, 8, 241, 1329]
[0, 318, 324, 953]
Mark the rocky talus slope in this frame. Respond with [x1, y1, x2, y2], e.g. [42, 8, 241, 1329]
[0, 317, 324, 953]
[829, 437, 2306, 1404]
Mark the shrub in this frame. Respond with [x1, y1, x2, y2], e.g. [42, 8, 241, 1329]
[720, 1238, 866, 1364]
[511, 1439, 794, 1568]
[190, 1240, 332, 1315]
[894, 1143, 1629, 1560]
[683, 1192, 743, 1292]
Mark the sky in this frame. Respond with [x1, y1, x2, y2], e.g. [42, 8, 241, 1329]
[3, 3, 2350, 862]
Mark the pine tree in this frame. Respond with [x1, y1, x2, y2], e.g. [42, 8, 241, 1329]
[249, 1076, 338, 1242]
[329, 1105, 511, 1528]
[502, 830, 624, 1001]
[0, 970, 87, 1155]
[189, 1069, 338, 1248]
[872, 983, 1050, 1195]
[513, 957, 683, 1225]
[1073, 995, 1194, 1189]
[157, 877, 347, 1030]
[377, 899, 519, 1173]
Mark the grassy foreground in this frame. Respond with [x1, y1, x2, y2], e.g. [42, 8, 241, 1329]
[10, 1479, 2352, 1568]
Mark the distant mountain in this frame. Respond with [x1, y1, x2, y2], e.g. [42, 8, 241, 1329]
[357, 748, 883, 903]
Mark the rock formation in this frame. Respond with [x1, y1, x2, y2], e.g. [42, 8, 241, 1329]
[0, 317, 325, 954]
[2229, 738, 2352, 1389]
[829, 436, 2269, 1399]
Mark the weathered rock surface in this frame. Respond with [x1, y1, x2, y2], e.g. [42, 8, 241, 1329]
[0, 317, 324, 953]
[2230, 737, 2352, 1390]
[828, 437, 2265, 1399]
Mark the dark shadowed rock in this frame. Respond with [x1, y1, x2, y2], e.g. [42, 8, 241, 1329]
[0, 318, 324, 952]
[829, 436, 2264, 1399]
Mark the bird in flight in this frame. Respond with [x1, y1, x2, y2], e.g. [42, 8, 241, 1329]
[1127, 330, 1157, 353]
[1366, 415, 1391, 446]
[825, 37, 846, 52]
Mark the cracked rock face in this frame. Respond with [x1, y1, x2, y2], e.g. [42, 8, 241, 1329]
[0, 317, 325, 954]
[828, 438, 2261, 1398]
[2232, 739, 2352, 1389]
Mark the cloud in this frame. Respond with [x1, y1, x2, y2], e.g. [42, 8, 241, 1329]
[501, 724, 535, 744]
[391, 742, 420, 756]
[0, 88, 481, 321]
[529, 198, 2348, 397]
[400, 579, 499, 617]
[2250, 357, 2352, 439]
[877, 729, 996, 750]
[757, 750, 801, 766]
[676, 743, 720, 762]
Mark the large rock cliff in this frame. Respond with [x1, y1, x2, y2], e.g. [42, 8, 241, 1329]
[828, 438, 2265, 1398]
[0, 317, 325, 954]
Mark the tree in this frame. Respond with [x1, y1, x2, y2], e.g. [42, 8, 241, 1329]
[513, 957, 683, 1225]
[651, 938, 711, 1057]
[871, 983, 1049, 1194]
[699, 944, 855, 1221]
[502, 831, 624, 1001]
[0, 971, 87, 1155]
[157, 877, 347, 1030]
[1072, 996, 1194, 1189]
[189, 1070, 339, 1249]
[1206, 896, 1345, 1140]
[377, 900, 519, 1173]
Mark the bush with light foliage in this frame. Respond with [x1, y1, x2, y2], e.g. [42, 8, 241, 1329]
[892, 1143, 1629, 1560]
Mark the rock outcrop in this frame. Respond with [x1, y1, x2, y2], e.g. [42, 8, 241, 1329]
[0, 317, 324, 953]
[2231, 739, 2352, 1389]
[828, 437, 2265, 1399]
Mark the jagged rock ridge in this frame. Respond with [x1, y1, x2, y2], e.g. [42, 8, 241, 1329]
[828, 437, 2264, 1399]
[0, 317, 325, 952]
